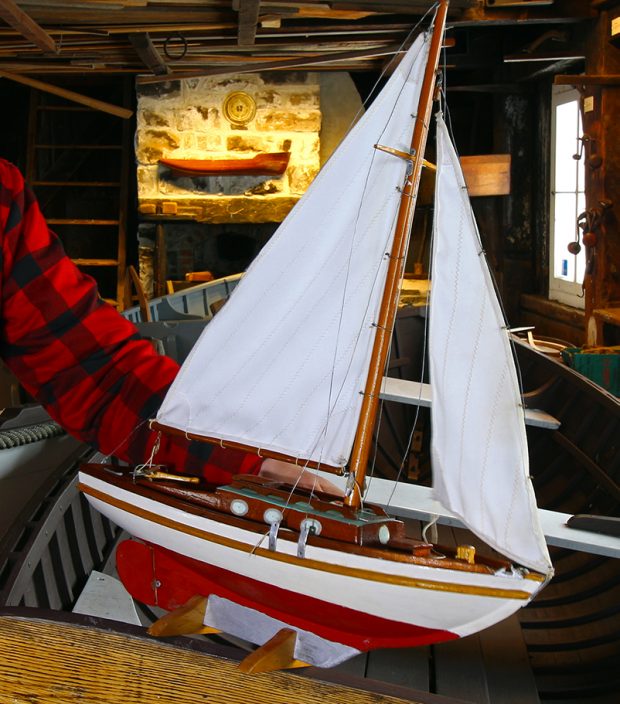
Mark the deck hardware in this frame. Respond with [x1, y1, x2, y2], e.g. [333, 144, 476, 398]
[230, 499, 249, 516]
[300, 518, 322, 537]
[268, 520, 281, 552]
[297, 520, 314, 558]
[456, 545, 476, 564]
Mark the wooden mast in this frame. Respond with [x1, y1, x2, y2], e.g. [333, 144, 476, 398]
[344, 0, 449, 508]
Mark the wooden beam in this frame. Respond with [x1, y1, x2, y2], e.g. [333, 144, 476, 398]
[0, 0, 57, 53]
[0, 69, 133, 118]
[136, 43, 401, 84]
[128, 32, 169, 75]
[236, 0, 261, 46]
[555, 74, 620, 85]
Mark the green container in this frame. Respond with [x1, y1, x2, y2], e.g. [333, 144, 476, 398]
[562, 347, 620, 396]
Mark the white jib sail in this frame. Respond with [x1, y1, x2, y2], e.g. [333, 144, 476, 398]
[156, 34, 430, 469]
[429, 115, 552, 574]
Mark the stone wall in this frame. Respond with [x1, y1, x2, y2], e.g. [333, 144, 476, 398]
[135, 72, 321, 224]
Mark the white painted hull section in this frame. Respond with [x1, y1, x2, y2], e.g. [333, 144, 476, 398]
[80, 472, 545, 638]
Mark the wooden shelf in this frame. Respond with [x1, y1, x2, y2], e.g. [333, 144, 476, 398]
[46, 219, 120, 226]
[36, 105, 95, 112]
[28, 80, 132, 309]
[32, 181, 121, 187]
[34, 144, 123, 150]
[71, 258, 118, 267]
[593, 308, 620, 326]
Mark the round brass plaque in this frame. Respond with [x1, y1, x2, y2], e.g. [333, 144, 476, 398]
[223, 91, 256, 125]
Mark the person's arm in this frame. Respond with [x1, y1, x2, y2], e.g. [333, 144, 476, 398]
[0, 158, 261, 482]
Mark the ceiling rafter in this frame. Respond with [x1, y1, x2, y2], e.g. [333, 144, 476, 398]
[136, 42, 402, 84]
[128, 31, 169, 74]
[0, 0, 57, 53]
[0, 1, 596, 78]
[234, 0, 261, 45]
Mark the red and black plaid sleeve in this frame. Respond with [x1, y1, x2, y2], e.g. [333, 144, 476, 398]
[0, 158, 261, 482]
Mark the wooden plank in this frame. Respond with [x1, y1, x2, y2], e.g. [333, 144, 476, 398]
[379, 378, 561, 429]
[0, 610, 443, 704]
[128, 31, 169, 74]
[47, 219, 120, 225]
[236, 0, 260, 45]
[0, 0, 57, 53]
[460, 154, 510, 196]
[136, 43, 402, 84]
[0, 69, 132, 118]
[366, 647, 430, 693]
[71, 258, 119, 266]
[555, 74, 620, 85]
[593, 307, 620, 326]
[422, 154, 510, 196]
[478, 616, 540, 703]
[433, 634, 490, 704]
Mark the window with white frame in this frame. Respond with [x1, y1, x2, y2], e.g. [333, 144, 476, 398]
[549, 85, 586, 309]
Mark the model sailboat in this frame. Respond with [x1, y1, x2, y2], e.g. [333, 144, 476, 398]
[79, 0, 552, 669]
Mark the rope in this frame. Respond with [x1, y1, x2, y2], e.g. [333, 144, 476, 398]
[0, 422, 65, 449]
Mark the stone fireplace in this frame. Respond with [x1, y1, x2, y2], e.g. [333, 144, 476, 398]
[134, 70, 361, 294]
[136, 71, 322, 223]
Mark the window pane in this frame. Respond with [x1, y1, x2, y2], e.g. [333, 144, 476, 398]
[554, 101, 580, 192]
[576, 191, 586, 282]
[553, 192, 578, 281]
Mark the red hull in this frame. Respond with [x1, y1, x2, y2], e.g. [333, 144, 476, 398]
[159, 152, 290, 177]
[117, 539, 458, 652]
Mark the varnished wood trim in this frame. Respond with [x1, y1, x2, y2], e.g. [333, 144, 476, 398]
[79, 483, 533, 601]
[149, 421, 345, 475]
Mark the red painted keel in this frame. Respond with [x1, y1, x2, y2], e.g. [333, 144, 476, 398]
[117, 539, 458, 652]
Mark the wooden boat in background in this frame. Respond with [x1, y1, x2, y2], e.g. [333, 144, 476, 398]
[159, 152, 290, 178]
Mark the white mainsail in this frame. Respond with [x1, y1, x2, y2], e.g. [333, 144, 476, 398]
[429, 115, 552, 574]
[156, 34, 430, 468]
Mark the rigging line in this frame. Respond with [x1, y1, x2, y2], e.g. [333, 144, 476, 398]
[101, 417, 151, 464]
[133, 431, 162, 477]
[440, 27, 449, 118]
[364, 18, 440, 501]
[369, 99, 438, 502]
[341, 3, 440, 135]
[379, 219, 432, 509]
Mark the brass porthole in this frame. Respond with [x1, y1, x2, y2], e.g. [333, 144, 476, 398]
[223, 91, 257, 125]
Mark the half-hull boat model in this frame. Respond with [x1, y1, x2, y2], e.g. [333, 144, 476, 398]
[159, 152, 290, 178]
[80, 0, 553, 669]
